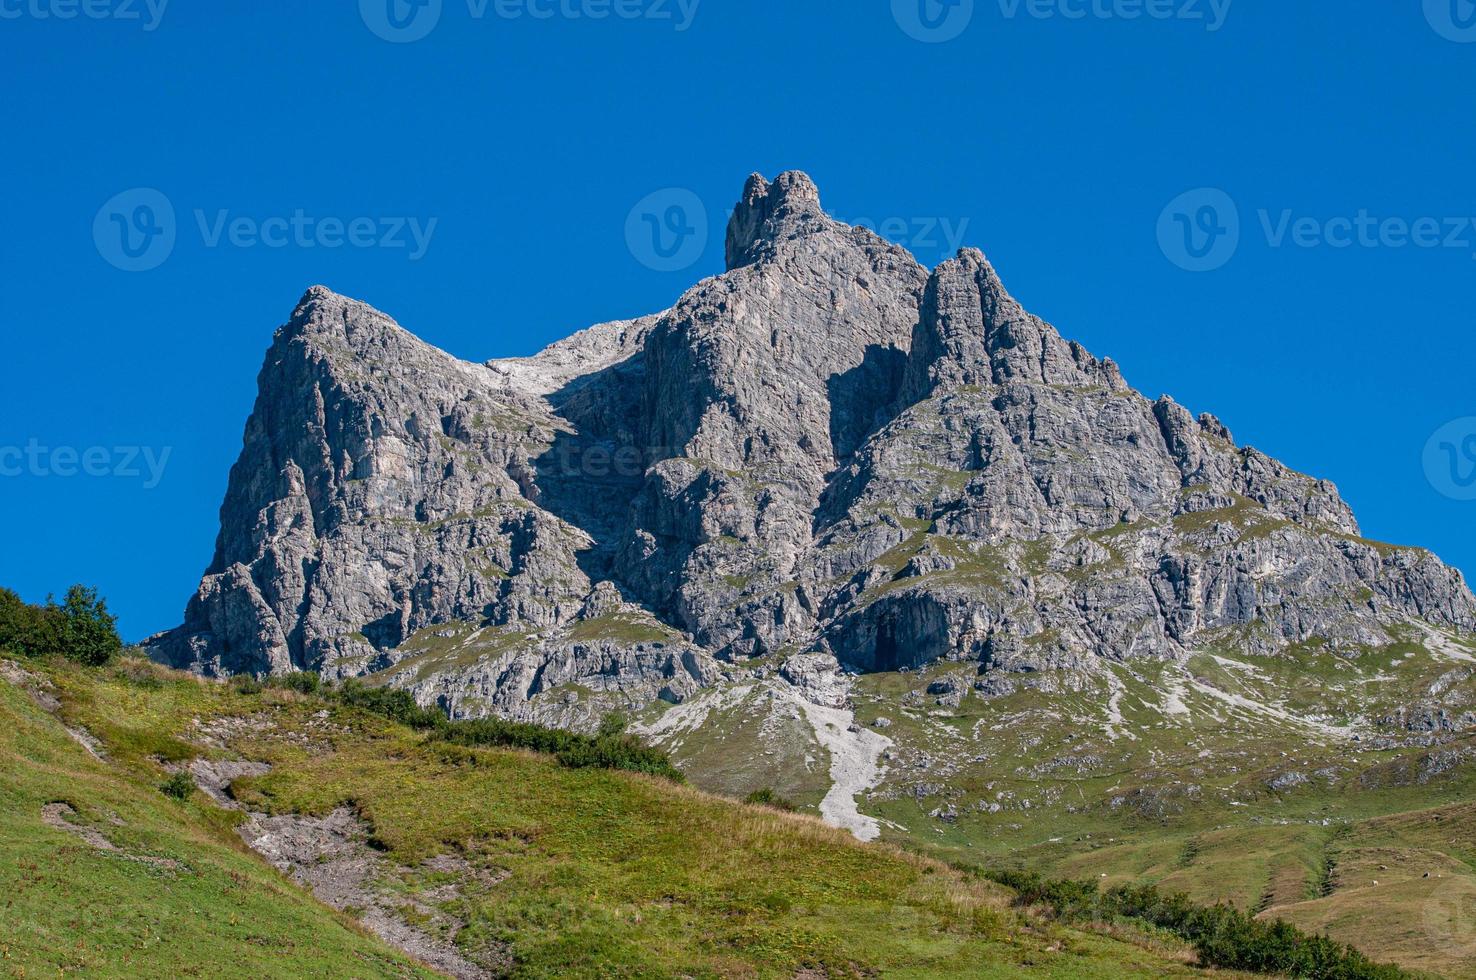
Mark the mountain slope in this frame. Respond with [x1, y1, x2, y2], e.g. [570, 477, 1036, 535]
[120, 169, 1476, 975]
[0, 659, 437, 978]
[1, 655, 1257, 979]
[141, 174, 1476, 934]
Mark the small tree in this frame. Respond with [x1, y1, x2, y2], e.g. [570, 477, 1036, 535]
[58, 585, 122, 666]
[744, 788, 797, 812]
[160, 770, 195, 800]
[597, 710, 630, 739]
[0, 587, 28, 654]
[0, 587, 64, 658]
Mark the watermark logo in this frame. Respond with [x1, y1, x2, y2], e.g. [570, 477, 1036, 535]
[93, 188, 176, 273]
[360, 0, 442, 42]
[892, 0, 974, 42]
[833, 213, 972, 254]
[1425, 0, 1476, 42]
[625, 188, 707, 272]
[1423, 879, 1476, 956]
[192, 209, 438, 260]
[1259, 210, 1476, 254]
[1160, 191, 1476, 271]
[1425, 418, 1476, 502]
[93, 189, 439, 271]
[0, 0, 169, 30]
[360, 0, 700, 41]
[0, 441, 172, 490]
[1157, 188, 1240, 272]
[995, 0, 1233, 31]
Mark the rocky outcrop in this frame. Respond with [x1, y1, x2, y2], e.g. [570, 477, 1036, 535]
[621, 172, 928, 655]
[806, 247, 1470, 677]
[148, 171, 1475, 732]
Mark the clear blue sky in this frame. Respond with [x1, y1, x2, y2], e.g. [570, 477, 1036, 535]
[2, 1, 1473, 641]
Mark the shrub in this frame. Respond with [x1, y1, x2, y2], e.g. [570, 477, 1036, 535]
[597, 710, 630, 739]
[115, 657, 165, 688]
[335, 680, 443, 729]
[743, 788, 797, 812]
[0, 585, 121, 665]
[229, 674, 264, 695]
[58, 585, 122, 666]
[978, 869, 1406, 979]
[0, 587, 64, 658]
[272, 671, 322, 695]
[326, 681, 685, 782]
[553, 736, 685, 782]
[160, 770, 195, 800]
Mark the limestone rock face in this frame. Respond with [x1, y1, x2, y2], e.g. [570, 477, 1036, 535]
[148, 171, 1475, 732]
[623, 172, 928, 656]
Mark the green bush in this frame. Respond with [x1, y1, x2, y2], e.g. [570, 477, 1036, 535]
[229, 674, 264, 695]
[597, 710, 630, 738]
[335, 680, 443, 729]
[743, 788, 797, 812]
[0, 587, 61, 658]
[272, 671, 322, 695]
[58, 586, 122, 666]
[552, 736, 685, 781]
[327, 680, 684, 782]
[439, 716, 685, 783]
[0, 585, 121, 666]
[979, 869, 1405, 979]
[159, 770, 195, 801]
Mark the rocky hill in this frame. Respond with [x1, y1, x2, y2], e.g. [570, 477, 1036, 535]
[147, 172, 1476, 864]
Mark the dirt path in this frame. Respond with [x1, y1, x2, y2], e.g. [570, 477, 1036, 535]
[191, 759, 508, 978]
[1, 659, 107, 760]
[40, 802, 180, 871]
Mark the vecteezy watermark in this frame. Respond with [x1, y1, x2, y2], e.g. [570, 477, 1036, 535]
[625, 188, 708, 272]
[996, 0, 1232, 30]
[1425, 0, 1476, 43]
[832, 213, 972, 254]
[892, 0, 975, 42]
[359, 0, 442, 42]
[1159, 189, 1476, 272]
[360, 0, 700, 42]
[1157, 188, 1241, 272]
[1423, 879, 1476, 956]
[0, 441, 172, 490]
[1258, 210, 1476, 255]
[193, 210, 437, 260]
[0, 0, 168, 30]
[93, 188, 177, 272]
[893, 0, 1232, 41]
[1425, 418, 1476, 502]
[93, 189, 438, 271]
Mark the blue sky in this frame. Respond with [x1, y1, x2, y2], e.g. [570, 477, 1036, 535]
[1, 1, 1473, 640]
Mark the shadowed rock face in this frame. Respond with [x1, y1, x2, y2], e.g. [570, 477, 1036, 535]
[148, 171, 1476, 728]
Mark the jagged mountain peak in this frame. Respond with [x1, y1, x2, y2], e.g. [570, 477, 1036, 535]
[724, 170, 826, 269]
[149, 172, 1473, 763]
[282, 284, 396, 345]
[902, 246, 1127, 403]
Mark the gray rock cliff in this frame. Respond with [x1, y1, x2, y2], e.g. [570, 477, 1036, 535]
[148, 172, 1475, 732]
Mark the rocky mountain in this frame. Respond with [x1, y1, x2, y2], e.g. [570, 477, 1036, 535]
[148, 172, 1476, 846]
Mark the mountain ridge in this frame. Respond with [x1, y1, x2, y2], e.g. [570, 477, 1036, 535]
[146, 170, 1475, 791]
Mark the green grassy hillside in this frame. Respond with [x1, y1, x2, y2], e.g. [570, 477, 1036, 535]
[629, 629, 1476, 978]
[0, 664, 436, 978]
[0, 655, 1255, 979]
